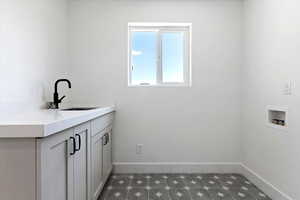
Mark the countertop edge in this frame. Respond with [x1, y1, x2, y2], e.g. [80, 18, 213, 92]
[43, 107, 115, 137]
[0, 106, 115, 138]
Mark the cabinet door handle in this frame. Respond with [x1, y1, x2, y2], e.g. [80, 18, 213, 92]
[106, 133, 110, 143]
[103, 134, 107, 146]
[70, 136, 76, 155]
[103, 133, 108, 146]
[75, 134, 81, 152]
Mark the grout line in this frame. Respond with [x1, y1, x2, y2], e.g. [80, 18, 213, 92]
[165, 175, 172, 200]
[180, 175, 194, 200]
[216, 177, 236, 200]
[185, 186, 194, 200]
[147, 177, 149, 200]
[125, 175, 132, 200]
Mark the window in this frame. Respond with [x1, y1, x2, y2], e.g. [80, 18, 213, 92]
[128, 23, 191, 86]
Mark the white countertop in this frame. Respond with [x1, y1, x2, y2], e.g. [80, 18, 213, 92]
[0, 106, 115, 138]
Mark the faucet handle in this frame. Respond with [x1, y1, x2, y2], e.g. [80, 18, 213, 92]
[59, 95, 66, 103]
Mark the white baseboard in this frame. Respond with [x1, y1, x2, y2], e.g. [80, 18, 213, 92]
[113, 162, 243, 174]
[240, 164, 294, 200]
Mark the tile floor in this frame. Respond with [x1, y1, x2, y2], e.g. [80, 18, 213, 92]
[99, 174, 271, 200]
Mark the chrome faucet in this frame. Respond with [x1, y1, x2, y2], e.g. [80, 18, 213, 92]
[53, 79, 71, 109]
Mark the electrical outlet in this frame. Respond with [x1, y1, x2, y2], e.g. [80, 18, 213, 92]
[136, 144, 143, 155]
[283, 81, 294, 95]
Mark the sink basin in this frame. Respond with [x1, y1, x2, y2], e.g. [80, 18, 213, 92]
[61, 107, 99, 111]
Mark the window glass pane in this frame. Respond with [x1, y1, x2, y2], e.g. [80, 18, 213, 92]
[131, 31, 157, 85]
[162, 32, 184, 83]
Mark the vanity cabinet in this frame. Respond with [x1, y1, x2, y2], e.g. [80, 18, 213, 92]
[91, 126, 113, 200]
[90, 114, 114, 200]
[91, 129, 104, 200]
[102, 127, 113, 182]
[38, 122, 91, 200]
[0, 111, 114, 200]
[37, 128, 74, 200]
[73, 123, 91, 200]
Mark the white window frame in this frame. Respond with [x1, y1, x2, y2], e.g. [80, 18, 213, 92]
[128, 23, 192, 87]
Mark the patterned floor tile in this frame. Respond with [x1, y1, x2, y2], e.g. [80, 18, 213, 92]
[208, 189, 234, 200]
[169, 188, 191, 200]
[245, 186, 272, 200]
[184, 176, 203, 188]
[229, 188, 255, 200]
[111, 174, 134, 179]
[169, 174, 190, 180]
[128, 188, 148, 200]
[133, 174, 153, 179]
[149, 188, 170, 200]
[221, 175, 253, 187]
[98, 174, 270, 200]
[242, 179, 255, 187]
[110, 177, 131, 188]
[189, 174, 205, 181]
[219, 177, 243, 188]
[225, 174, 248, 182]
[202, 173, 224, 181]
[149, 178, 168, 188]
[167, 177, 186, 188]
[145, 174, 155, 179]
[132, 178, 149, 187]
[189, 188, 211, 200]
[104, 188, 128, 200]
[152, 174, 171, 180]
[201, 177, 222, 189]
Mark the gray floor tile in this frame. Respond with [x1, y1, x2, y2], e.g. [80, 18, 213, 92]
[104, 188, 128, 200]
[202, 173, 224, 181]
[229, 188, 255, 200]
[149, 188, 170, 200]
[244, 179, 255, 186]
[132, 178, 149, 187]
[158, 174, 172, 179]
[184, 176, 203, 188]
[225, 174, 248, 182]
[111, 174, 135, 179]
[110, 177, 131, 188]
[150, 174, 171, 180]
[169, 188, 191, 200]
[145, 174, 155, 179]
[169, 174, 190, 179]
[190, 188, 211, 200]
[128, 188, 148, 200]
[246, 186, 272, 200]
[149, 178, 168, 188]
[208, 188, 234, 200]
[167, 177, 186, 188]
[133, 174, 153, 179]
[219, 177, 243, 188]
[201, 177, 222, 189]
[189, 174, 206, 181]
[220, 175, 252, 188]
[99, 173, 271, 200]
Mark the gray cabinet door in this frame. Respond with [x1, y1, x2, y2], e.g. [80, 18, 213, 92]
[91, 130, 104, 200]
[37, 128, 74, 200]
[74, 122, 91, 200]
[102, 128, 112, 181]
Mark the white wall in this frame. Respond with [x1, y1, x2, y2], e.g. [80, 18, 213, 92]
[242, 0, 300, 199]
[0, 0, 70, 111]
[69, 0, 243, 165]
[2, 0, 298, 197]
